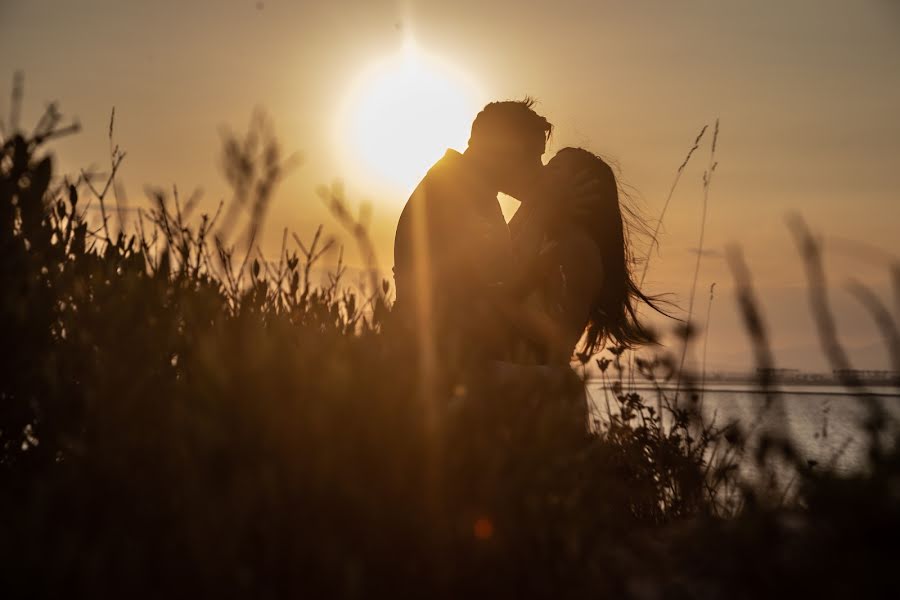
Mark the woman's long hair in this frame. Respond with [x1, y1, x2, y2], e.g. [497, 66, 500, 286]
[550, 147, 670, 354]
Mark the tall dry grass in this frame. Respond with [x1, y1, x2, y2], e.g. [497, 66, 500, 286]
[1, 88, 898, 598]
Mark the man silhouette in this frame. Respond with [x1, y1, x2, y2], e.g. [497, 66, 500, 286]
[392, 99, 552, 366]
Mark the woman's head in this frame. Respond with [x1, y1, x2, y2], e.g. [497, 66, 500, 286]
[546, 147, 664, 353]
[545, 147, 618, 227]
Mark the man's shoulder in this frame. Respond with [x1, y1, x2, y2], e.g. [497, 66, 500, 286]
[419, 150, 467, 189]
[403, 151, 468, 210]
[431, 148, 466, 175]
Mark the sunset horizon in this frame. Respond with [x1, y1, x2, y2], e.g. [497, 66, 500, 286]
[2, 2, 899, 596]
[5, 1, 898, 372]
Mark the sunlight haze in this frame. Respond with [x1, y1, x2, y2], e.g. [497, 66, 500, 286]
[2, 0, 899, 371]
[336, 36, 483, 196]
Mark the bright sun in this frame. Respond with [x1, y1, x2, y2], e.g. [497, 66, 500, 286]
[338, 42, 481, 195]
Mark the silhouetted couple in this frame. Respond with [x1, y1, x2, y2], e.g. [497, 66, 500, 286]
[393, 100, 659, 428]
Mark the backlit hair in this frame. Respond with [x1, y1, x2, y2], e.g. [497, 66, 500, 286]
[468, 98, 552, 148]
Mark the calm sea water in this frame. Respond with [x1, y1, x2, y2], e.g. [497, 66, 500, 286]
[585, 382, 900, 474]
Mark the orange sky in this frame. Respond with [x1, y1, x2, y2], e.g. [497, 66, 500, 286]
[3, 0, 899, 371]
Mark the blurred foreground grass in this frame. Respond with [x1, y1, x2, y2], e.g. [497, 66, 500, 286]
[1, 103, 898, 599]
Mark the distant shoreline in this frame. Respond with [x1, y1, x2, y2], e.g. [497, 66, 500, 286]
[587, 382, 900, 398]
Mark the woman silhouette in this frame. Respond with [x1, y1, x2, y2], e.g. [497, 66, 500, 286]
[509, 147, 668, 369]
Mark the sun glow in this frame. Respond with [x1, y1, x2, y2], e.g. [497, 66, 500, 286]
[338, 41, 482, 196]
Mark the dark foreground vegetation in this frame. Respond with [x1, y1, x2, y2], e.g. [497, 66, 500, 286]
[1, 103, 899, 599]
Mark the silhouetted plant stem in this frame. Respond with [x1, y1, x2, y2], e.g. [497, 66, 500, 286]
[846, 279, 900, 377]
[638, 124, 709, 290]
[787, 215, 887, 442]
[675, 119, 718, 403]
[627, 124, 709, 388]
[699, 282, 716, 408]
[893, 262, 900, 337]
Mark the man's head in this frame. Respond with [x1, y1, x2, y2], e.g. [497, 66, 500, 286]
[466, 99, 551, 197]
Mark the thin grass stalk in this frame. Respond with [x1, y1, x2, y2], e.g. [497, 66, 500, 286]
[628, 124, 708, 386]
[699, 282, 716, 410]
[675, 119, 719, 403]
[893, 262, 900, 337]
[725, 244, 792, 483]
[845, 280, 900, 376]
[787, 215, 888, 443]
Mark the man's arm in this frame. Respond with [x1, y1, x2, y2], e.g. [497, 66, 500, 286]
[506, 195, 556, 301]
[507, 197, 531, 240]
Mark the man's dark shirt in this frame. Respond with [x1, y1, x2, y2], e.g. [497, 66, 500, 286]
[393, 149, 514, 359]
